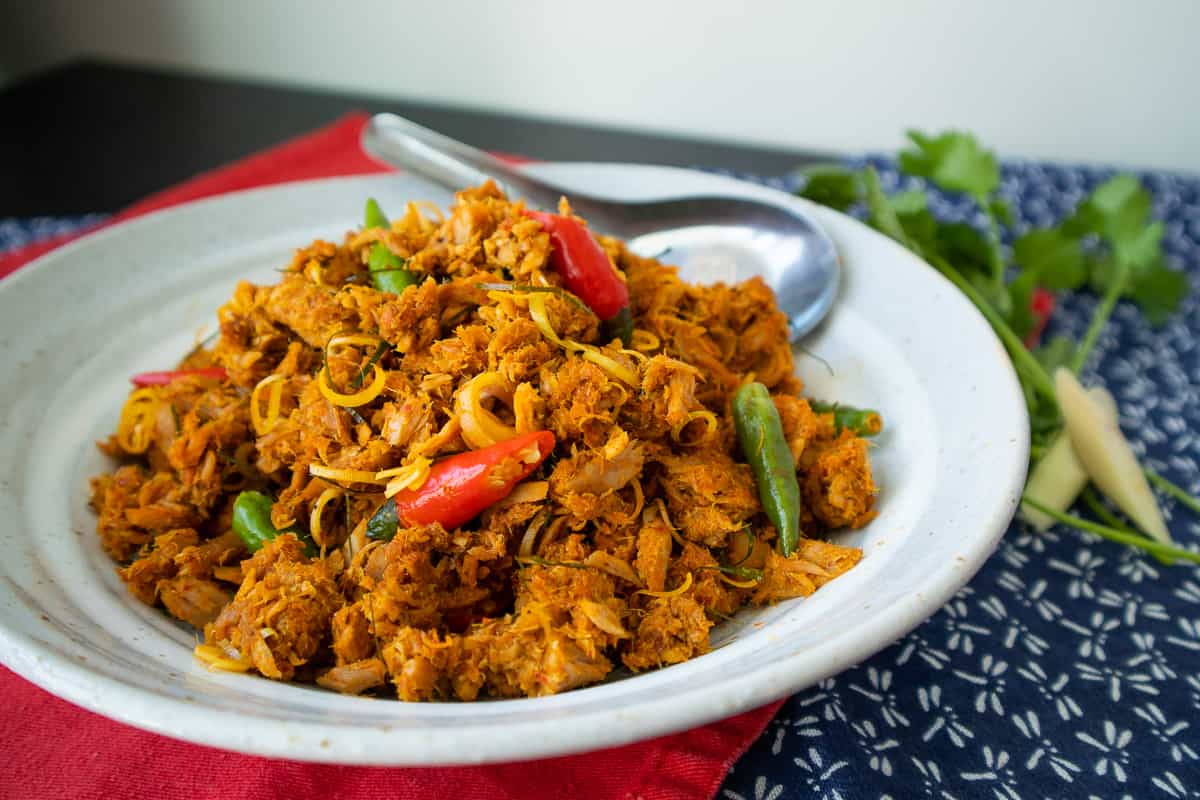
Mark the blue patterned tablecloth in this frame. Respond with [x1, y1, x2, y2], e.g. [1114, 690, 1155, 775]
[4, 160, 1198, 799]
[718, 161, 1200, 800]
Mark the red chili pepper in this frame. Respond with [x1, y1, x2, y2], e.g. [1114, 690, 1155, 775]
[1024, 288, 1056, 347]
[130, 367, 228, 386]
[369, 431, 555, 536]
[524, 210, 632, 342]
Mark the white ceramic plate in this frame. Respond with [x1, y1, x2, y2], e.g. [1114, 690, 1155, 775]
[0, 164, 1028, 765]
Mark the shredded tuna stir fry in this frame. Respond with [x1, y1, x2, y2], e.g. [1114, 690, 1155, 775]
[91, 182, 878, 700]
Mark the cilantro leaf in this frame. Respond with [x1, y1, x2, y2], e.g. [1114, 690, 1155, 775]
[796, 164, 861, 211]
[1129, 262, 1189, 325]
[935, 222, 994, 277]
[968, 269, 1013, 318]
[862, 167, 916, 252]
[899, 130, 1000, 202]
[1087, 255, 1118, 293]
[1027, 391, 1063, 446]
[1116, 220, 1164, 270]
[1089, 175, 1153, 241]
[990, 198, 1015, 227]
[1034, 335, 1076, 373]
[1013, 228, 1086, 290]
[1070, 175, 1158, 265]
[891, 193, 940, 257]
[888, 189, 927, 215]
[1006, 270, 1038, 339]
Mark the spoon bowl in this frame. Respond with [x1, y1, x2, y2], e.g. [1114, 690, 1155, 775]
[362, 113, 839, 340]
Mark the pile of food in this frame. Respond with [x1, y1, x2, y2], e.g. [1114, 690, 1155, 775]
[91, 182, 879, 701]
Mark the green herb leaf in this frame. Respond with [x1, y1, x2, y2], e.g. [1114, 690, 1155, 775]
[1129, 261, 1189, 325]
[1025, 390, 1063, 448]
[1090, 175, 1152, 241]
[1033, 335, 1076, 374]
[1071, 175, 1159, 268]
[888, 189, 928, 215]
[899, 130, 1000, 202]
[895, 209, 940, 257]
[795, 164, 862, 211]
[365, 498, 399, 541]
[1117, 220, 1164, 270]
[989, 198, 1015, 227]
[935, 222, 994, 277]
[967, 269, 1013, 318]
[1006, 270, 1038, 339]
[1013, 228, 1087, 290]
[862, 167, 917, 252]
[1086, 255, 1118, 293]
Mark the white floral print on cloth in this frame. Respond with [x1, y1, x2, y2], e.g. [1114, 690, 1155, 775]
[722, 160, 1200, 800]
[0, 215, 106, 254]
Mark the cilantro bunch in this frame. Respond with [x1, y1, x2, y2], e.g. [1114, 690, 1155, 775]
[797, 132, 1198, 562]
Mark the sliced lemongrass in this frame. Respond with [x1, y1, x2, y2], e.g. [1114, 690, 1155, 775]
[637, 571, 693, 598]
[671, 409, 719, 444]
[1021, 430, 1089, 532]
[578, 599, 630, 638]
[382, 458, 433, 498]
[517, 512, 549, 557]
[583, 551, 641, 584]
[309, 487, 343, 547]
[630, 329, 660, 352]
[527, 292, 573, 349]
[249, 374, 286, 435]
[574, 343, 639, 386]
[309, 464, 389, 486]
[1055, 368, 1170, 544]
[318, 362, 387, 407]
[193, 643, 252, 673]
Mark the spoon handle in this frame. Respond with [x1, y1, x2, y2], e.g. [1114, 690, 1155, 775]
[363, 113, 568, 212]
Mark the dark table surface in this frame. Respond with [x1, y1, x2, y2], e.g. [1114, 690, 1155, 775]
[0, 59, 826, 217]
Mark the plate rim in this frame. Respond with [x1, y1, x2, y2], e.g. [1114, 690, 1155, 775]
[0, 166, 1029, 764]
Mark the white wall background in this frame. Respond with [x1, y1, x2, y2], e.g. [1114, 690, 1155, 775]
[3, 0, 1197, 171]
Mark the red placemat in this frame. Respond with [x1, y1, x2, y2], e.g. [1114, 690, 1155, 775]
[0, 112, 781, 800]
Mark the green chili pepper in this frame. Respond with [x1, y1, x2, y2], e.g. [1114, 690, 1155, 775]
[231, 490, 316, 556]
[364, 198, 389, 230]
[809, 401, 884, 437]
[363, 198, 418, 294]
[733, 382, 803, 557]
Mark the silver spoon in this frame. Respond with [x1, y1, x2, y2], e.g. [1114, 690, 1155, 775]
[362, 113, 839, 341]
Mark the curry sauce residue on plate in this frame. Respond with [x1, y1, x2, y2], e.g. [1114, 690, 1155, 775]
[90, 182, 877, 701]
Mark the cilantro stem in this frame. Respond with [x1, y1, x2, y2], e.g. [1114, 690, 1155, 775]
[1022, 496, 1199, 564]
[1081, 485, 1171, 565]
[1146, 468, 1200, 515]
[1080, 486, 1135, 534]
[862, 167, 916, 250]
[1069, 259, 1129, 373]
[983, 210, 1007, 291]
[862, 167, 1055, 400]
[929, 255, 1057, 402]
